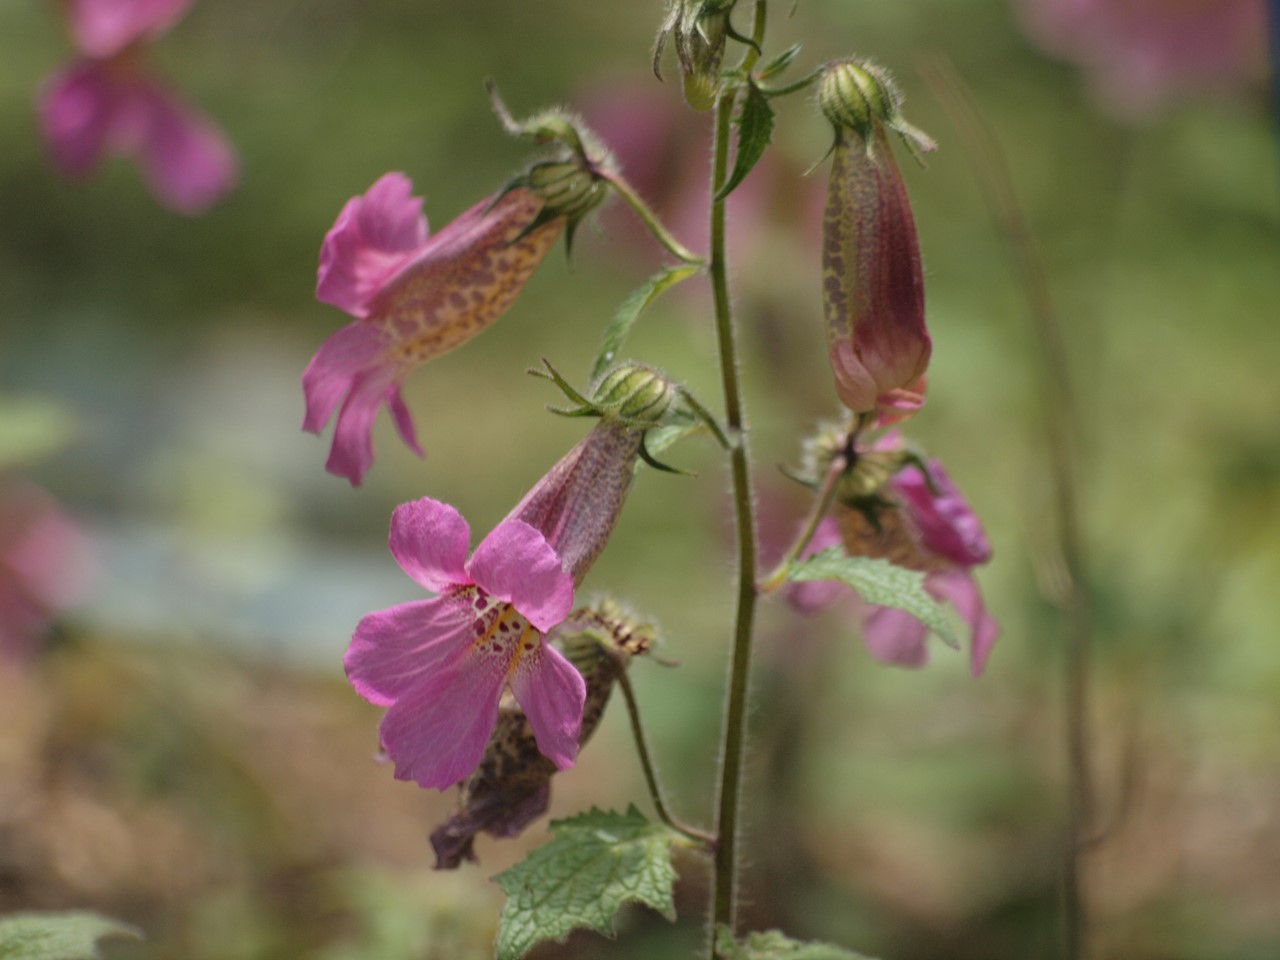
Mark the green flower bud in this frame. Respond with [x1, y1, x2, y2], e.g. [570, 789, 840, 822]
[523, 158, 608, 223]
[592, 363, 676, 423]
[818, 59, 897, 143]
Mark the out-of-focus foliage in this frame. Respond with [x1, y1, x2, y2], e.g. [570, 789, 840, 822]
[1, 0, 1278, 958]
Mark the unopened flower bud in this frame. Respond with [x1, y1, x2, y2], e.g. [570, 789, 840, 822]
[818, 59, 897, 143]
[523, 158, 608, 222]
[592, 363, 676, 422]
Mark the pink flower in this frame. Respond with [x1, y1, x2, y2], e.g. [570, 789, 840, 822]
[304, 173, 567, 486]
[345, 498, 584, 790]
[345, 415, 651, 789]
[818, 61, 934, 416]
[1016, 0, 1265, 117]
[0, 484, 95, 661]
[38, 0, 237, 214]
[787, 458, 998, 676]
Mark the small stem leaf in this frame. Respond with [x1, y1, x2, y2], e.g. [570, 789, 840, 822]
[0, 912, 141, 960]
[757, 43, 802, 81]
[715, 80, 775, 202]
[494, 807, 682, 960]
[786, 549, 960, 649]
[715, 925, 880, 959]
[591, 265, 702, 383]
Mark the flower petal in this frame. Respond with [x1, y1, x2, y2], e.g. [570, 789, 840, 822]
[387, 498, 471, 593]
[467, 519, 572, 633]
[510, 640, 586, 770]
[134, 81, 238, 215]
[317, 173, 429, 318]
[325, 367, 404, 486]
[301, 321, 386, 435]
[378, 647, 507, 790]
[38, 62, 120, 178]
[387, 386, 423, 457]
[345, 596, 472, 707]
[894, 461, 992, 567]
[68, 0, 193, 58]
[927, 570, 999, 677]
[861, 603, 930, 667]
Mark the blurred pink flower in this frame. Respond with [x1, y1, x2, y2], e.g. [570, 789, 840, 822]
[1016, 0, 1266, 116]
[38, 0, 237, 214]
[0, 484, 95, 661]
[345, 498, 583, 790]
[304, 173, 565, 485]
[787, 455, 998, 676]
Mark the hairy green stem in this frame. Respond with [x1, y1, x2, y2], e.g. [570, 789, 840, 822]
[758, 443, 849, 593]
[613, 659, 716, 848]
[709, 4, 768, 951]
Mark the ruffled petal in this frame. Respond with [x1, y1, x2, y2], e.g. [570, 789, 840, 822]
[301, 321, 387, 435]
[38, 61, 120, 177]
[345, 597, 472, 707]
[467, 519, 573, 633]
[509, 640, 586, 770]
[326, 368, 402, 486]
[861, 603, 930, 667]
[894, 461, 992, 567]
[68, 0, 193, 58]
[387, 498, 471, 593]
[927, 569, 999, 677]
[316, 173, 429, 318]
[133, 81, 237, 215]
[377, 646, 507, 790]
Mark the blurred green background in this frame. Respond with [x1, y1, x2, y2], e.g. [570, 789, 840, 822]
[2, 0, 1278, 957]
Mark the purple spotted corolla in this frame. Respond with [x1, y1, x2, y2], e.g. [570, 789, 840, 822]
[345, 409, 651, 790]
[305, 152, 609, 485]
[38, 0, 237, 214]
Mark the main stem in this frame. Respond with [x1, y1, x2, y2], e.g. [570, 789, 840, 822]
[708, 10, 765, 942]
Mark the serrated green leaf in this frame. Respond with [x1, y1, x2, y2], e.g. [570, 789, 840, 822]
[590, 265, 702, 383]
[494, 806, 681, 960]
[0, 397, 78, 470]
[715, 925, 879, 960]
[757, 43, 802, 81]
[716, 80, 774, 201]
[0, 912, 141, 960]
[787, 549, 959, 649]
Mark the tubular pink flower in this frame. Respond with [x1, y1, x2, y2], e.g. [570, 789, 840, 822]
[39, 61, 237, 215]
[304, 174, 565, 485]
[823, 124, 931, 413]
[67, 0, 195, 59]
[787, 457, 998, 676]
[38, 0, 237, 214]
[345, 498, 583, 790]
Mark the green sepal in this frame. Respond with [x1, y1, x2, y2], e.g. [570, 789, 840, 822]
[716, 79, 775, 201]
[638, 432, 696, 476]
[493, 806, 683, 960]
[0, 912, 141, 960]
[757, 43, 803, 81]
[787, 549, 960, 649]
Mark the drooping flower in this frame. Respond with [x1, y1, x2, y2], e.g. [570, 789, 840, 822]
[1015, 0, 1265, 118]
[346, 403, 657, 789]
[305, 156, 609, 485]
[787, 438, 998, 675]
[818, 59, 936, 416]
[38, 0, 237, 214]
